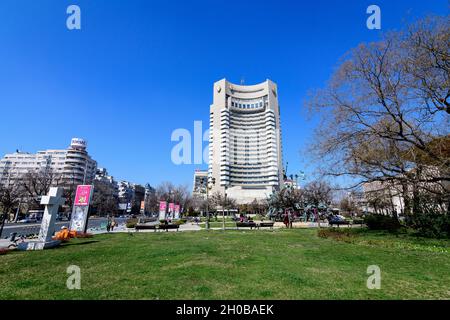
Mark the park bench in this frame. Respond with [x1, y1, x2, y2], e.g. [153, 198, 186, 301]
[236, 222, 257, 230]
[135, 224, 158, 231]
[158, 224, 180, 232]
[257, 222, 274, 229]
[328, 220, 351, 227]
[351, 219, 365, 225]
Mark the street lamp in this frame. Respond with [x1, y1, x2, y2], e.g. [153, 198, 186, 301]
[222, 185, 228, 231]
[205, 177, 215, 230]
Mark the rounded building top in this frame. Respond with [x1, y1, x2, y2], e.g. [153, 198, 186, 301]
[70, 138, 87, 150]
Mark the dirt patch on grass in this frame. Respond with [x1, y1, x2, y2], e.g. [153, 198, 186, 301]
[317, 228, 357, 243]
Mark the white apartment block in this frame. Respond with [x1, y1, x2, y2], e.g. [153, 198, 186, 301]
[208, 79, 284, 204]
[0, 138, 97, 187]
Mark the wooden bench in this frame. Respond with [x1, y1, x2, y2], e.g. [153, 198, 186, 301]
[257, 222, 274, 229]
[236, 222, 257, 230]
[135, 224, 158, 231]
[158, 224, 180, 232]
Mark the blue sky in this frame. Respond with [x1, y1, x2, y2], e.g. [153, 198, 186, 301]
[0, 0, 447, 188]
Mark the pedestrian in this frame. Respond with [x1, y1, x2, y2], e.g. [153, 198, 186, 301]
[313, 208, 319, 223]
[106, 216, 111, 232]
[111, 217, 116, 231]
[283, 212, 289, 228]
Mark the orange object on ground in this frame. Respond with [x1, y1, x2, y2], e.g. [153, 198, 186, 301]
[53, 229, 78, 241]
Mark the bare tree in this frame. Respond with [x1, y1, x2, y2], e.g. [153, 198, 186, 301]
[306, 15, 450, 215]
[0, 177, 23, 238]
[91, 179, 118, 216]
[209, 191, 237, 216]
[21, 168, 61, 209]
[303, 181, 333, 207]
[267, 186, 305, 218]
[156, 182, 193, 215]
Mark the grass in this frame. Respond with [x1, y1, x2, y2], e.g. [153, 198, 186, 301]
[199, 222, 238, 229]
[0, 228, 449, 300]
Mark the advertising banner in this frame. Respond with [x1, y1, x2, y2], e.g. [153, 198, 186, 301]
[174, 204, 180, 219]
[69, 206, 89, 232]
[70, 185, 94, 232]
[168, 202, 175, 220]
[140, 200, 145, 214]
[74, 185, 93, 206]
[159, 201, 167, 220]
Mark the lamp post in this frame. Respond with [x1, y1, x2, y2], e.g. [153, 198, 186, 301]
[205, 177, 215, 230]
[222, 185, 228, 231]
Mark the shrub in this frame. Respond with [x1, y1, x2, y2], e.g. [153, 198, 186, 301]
[409, 212, 450, 239]
[173, 219, 187, 226]
[364, 214, 401, 231]
[351, 218, 365, 225]
[126, 218, 138, 228]
[253, 214, 266, 221]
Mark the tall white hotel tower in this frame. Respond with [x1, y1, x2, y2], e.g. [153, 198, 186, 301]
[208, 79, 284, 204]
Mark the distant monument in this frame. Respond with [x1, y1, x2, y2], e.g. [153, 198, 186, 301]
[18, 187, 65, 250]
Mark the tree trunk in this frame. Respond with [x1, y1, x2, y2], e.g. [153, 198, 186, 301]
[0, 210, 8, 239]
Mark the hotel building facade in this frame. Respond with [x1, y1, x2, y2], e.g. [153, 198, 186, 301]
[208, 79, 284, 204]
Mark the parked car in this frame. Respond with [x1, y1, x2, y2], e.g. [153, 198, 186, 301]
[328, 215, 350, 226]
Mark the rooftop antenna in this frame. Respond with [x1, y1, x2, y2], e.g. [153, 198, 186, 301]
[240, 77, 245, 85]
[283, 161, 288, 180]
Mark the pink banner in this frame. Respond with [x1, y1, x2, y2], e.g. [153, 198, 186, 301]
[74, 185, 93, 206]
[174, 204, 180, 214]
[159, 201, 167, 211]
[169, 203, 174, 212]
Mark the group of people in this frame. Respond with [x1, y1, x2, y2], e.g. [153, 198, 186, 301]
[106, 216, 116, 232]
[239, 214, 251, 223]
[283, 211, 294, 229]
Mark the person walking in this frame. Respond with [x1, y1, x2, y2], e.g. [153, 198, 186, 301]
[110, 217, 116, 231]
[283, 212, 289, 228]
[106, 216, 111, 232]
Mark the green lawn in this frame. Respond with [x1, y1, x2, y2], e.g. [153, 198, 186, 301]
[199, 221, 238, 229]
[0, 229, 449, 299]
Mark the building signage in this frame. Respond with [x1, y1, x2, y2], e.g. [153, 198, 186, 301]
[174, 204, 180, 219]
[168, 202, 175, 220]
[74, 185, 93, 206]
[159, 201, 167, 220]
[70, 185, 94, 232]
